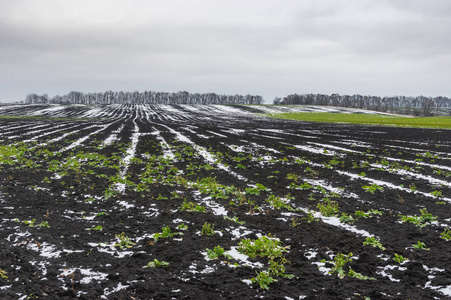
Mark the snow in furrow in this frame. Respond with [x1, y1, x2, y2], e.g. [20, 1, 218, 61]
[206, 130, 227, 138]
[219, 128, 246, 135]
[370, 163, 450, 187]
[250, 132, 286, 140]
[21, 123, 81, 144]
[0, 123, 41, 135]
[258, 128, 320, 139]
[336, 170, 451, 203]
[383, 156, 451, 172]
[335, 139, 373, 148]
[281, 208, 374, 238]
[6, 123, 54, 139]
[303, 178, 359, 199]
[80, 107, 103, 118]
[292, 144, 339, 156]
[153, 123, 248, 181]
[28, 105, 67, 116]
[60, 120, 119, 152]
[151, 129, 175, 160]
[115, 118, 140, 194]
[102, 123, 125, 146]
[307, 142, 361, 154]
[384, 144, 450, 156]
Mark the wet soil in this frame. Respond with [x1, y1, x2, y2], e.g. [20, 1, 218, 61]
[0, 106, 450, 299]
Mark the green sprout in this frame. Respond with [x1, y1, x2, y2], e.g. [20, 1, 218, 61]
[363, 237, 386, 251]
[86, 225, 103, 231]
[412, 241, 429, 250]
[201, 222, 215, 236]
[144, 259, 170, 268]
[440, 227, 451, 241]
[114, 232, 136, 249]
[393, 253, 408, 264]
[362, 184, 384, 194]
[178, 199, 206, 212]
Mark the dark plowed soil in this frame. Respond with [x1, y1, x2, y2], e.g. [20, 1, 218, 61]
[0, 105, 450, 299]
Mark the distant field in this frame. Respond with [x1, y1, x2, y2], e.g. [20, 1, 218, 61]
[267, 112, 451, 129]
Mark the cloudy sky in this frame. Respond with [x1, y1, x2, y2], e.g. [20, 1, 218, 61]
[1, 0, 450, 103]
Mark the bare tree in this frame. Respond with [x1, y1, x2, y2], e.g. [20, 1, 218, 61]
[421, 97, 435, 116]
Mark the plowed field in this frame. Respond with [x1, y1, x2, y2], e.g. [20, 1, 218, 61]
[0, 104, 450, 299]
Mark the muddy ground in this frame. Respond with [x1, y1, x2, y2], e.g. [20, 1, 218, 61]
[0, 105, 450, 299]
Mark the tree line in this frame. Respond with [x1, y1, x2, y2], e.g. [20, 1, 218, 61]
[24, 90, 264, 105]
[274, 93, 451, 116]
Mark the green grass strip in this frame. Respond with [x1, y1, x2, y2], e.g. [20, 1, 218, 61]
[267, 112, 451, 129]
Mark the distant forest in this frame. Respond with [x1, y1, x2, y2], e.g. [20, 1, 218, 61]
[274, 93, 451, 116]
[24, 90, 264, 105]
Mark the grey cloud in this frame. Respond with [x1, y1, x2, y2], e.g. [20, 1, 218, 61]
[0, 0, 450, 103]
[286, 0, 451, 60]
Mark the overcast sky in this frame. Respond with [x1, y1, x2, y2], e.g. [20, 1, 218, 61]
[1, 0, 450, 103]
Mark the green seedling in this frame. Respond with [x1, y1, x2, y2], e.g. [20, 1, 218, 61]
[304, 212, 318, 223]
[238, 235, 287, 260]
[201, 222, 215, 236]
[328, 252, 352, 279]
[289, 181, 313, 190]
[144, 259, 169, 268]
[206, 245, 225, 259]
[286, 173, 299, 181]
[156, 193, 168, 200]
[178, 199, 206, 212]
[324, 252, 375, 280]
[153, 226, 182, 242]
[290, 217, 301, 228]
[84, 197, 95, 203]
[367, 209, 383, 216]
[176, 223, 188, 230]
[440, 227, 451, 241]
[431, 190, 443, 198]
[171, 191, 181, 199]
[23, 219, 50, 228]
[363, 237, 386, 250]
[393, 253, 408, 264]
[250, 257, 294, 290]
[340, 213, 355, 224]
[245, 183, 269, 195]
[42, 176, 51, 183]
[347, 267, 375, 280]
[206, 245, 233, 260]
[267, 258, 294, 278]
[266, 195, 294, 210]
[86, 225, 103, 231]
[317, 199, 339, 217]
[114, 232, 136, 249]
[362, 184, 384, 194]
[223, 215, 246, 225]
[412, 241, 429, 250]
[0, 268, 7, 279]
[37, 221, 50, 228]
[400, 208, 437, 228]
[23, 219, 36, 227]
[354, 211, 368, 218]
[251, 270, 276, 290]
[104, 188, 118, 200]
